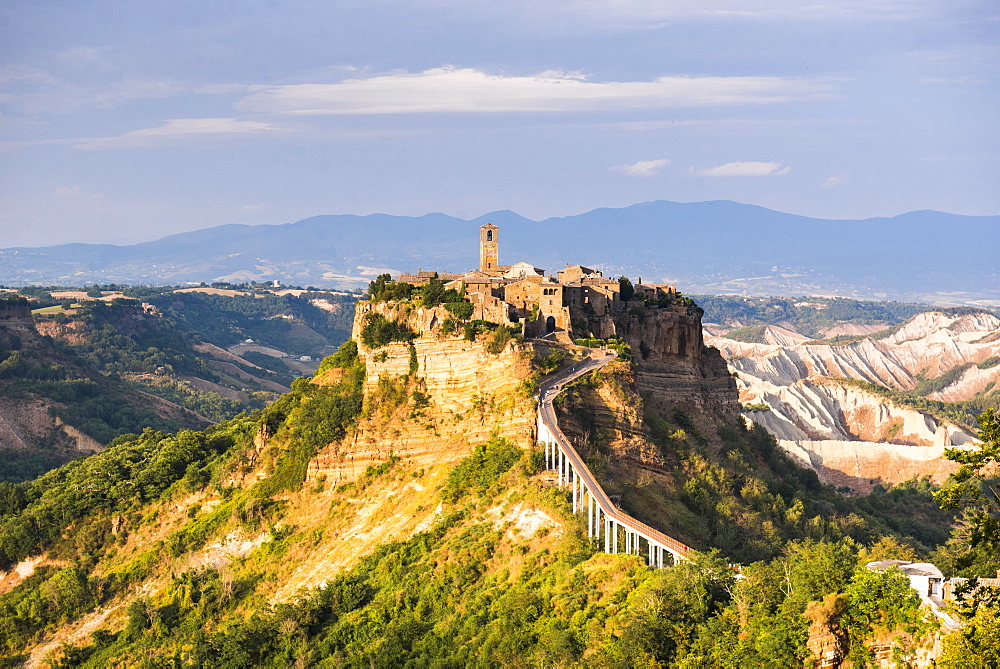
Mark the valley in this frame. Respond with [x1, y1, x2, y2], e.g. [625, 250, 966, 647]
[0, 286, 357, 482]
[0, 260, 989, 666]
[705, 303, 1000, 493]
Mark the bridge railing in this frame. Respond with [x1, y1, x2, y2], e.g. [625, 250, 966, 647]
[536, 351, 691, 567]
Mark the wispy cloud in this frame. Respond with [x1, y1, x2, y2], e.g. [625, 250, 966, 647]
[821, 174, 845, 188]
[52, 185, 105, 201]
[2, 76, 188, 115]
[695, 161, 791, 176]
[1, 71, 247, 115]
[611, 159, 671, 176]
[0, 64, 56, 87]
[72, 118, 277, 150]
[194, 83, 255, 95]
[237, 67, 835, 115]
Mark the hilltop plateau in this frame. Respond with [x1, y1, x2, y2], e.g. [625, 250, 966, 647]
[2, 261, 994, 666]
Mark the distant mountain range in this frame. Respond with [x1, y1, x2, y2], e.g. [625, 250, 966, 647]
[2, 201, 997, 306]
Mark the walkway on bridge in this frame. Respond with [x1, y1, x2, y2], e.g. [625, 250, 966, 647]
[536, 347, 691, 568]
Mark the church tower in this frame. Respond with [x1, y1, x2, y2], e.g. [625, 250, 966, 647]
[480, 222, 499, 273]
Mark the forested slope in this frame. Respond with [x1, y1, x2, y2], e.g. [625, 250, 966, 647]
[0, 287, 357, 482]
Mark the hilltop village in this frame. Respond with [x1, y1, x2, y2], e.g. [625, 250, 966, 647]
[394, 223, 688, 341]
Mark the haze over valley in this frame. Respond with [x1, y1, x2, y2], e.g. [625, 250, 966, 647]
[3, 201, 998, 308]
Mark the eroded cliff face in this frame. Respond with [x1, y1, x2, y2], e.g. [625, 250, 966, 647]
[301, 301, 537, 488]
[0, 306, 104, 454]
[591, 306, 739, 413]
[708, 311, 999, 491]
[712, 312, 1000, 398]
[335, 300, 736, 484]
[204, 301, 543, 605]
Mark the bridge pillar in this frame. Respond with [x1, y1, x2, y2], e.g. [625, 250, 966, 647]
[588, 490, 594, 537]
[571, 470, 577, 513]
[612, 522, 618, 553]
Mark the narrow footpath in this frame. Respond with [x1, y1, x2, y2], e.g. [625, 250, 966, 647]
[536, 347, 691, 566]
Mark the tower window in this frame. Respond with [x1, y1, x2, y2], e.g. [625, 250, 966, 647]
[486, 230, 493, 241]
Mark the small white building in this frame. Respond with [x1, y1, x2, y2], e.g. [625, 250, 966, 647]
[503, 262, 544, 280]
[866, 560, 960, 630]
[865, 560, 944, 599]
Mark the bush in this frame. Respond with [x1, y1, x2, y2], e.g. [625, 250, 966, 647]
[485, 325, 520, 355]
[360, 313, 415, 349]
[442, 437, 522, 502]
[536, 349, 569, 374]
[444, 301, 474, 320]
[463, 319, 499, 341]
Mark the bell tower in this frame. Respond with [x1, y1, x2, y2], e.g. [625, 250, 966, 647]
[480, 223, 499, 273]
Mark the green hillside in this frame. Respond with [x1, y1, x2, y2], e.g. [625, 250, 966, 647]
[0, 339, 995, 665]
[0, 287, 358, 482]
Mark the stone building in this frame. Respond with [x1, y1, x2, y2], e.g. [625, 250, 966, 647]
[391, 222, 681, 341]
[395, 269, 461, 285]
[479, 222, 500, 273]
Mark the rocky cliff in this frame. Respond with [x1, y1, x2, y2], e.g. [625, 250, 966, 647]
[0, 300, 213, 475]
[591, 305, 739, 413]
[0, 299, 34, 328]
[299, 301, 538, 487]
[714, 312, 1000, 396]
[326, 299, 737, 493]
[0, 302, 105, 456]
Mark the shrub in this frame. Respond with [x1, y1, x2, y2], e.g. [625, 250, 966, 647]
[442, 437, 522, 502]
[536, 349, 569, 374]
[360, 313, 415, 349]
[485, 325, 520, 355]
[463, 319, 499, 341]
[444, 301, 474, 320]
[977, 356, 1000, 370]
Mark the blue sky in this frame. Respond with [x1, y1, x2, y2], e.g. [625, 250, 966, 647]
[1, 0, 997, 247]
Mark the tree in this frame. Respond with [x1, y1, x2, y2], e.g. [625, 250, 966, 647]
[934, 409, 1000, 559]
[932, 410, 1000, 662]
[618, 277, 635, 302]
[367, 274, 392, 301]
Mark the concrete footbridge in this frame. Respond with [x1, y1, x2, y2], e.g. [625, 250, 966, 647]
[537, 347, 691, 567]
